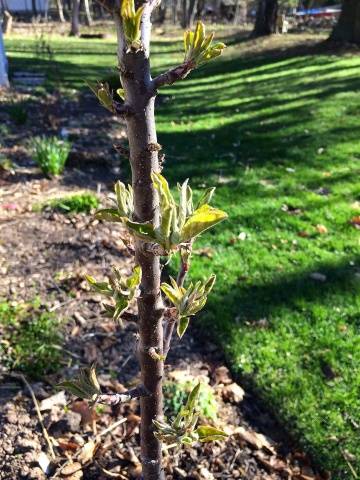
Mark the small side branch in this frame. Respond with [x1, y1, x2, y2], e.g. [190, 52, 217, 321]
[97, 384, 150, 406]
[151, 62, 195, 91]
[114, 102, 134, 117]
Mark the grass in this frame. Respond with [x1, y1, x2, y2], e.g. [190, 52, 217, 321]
[4, 32, 360, 477]
[0, 299, 62, 378]
[35, 192, 100, 214]
[31, 136, 71, 177]
[164, 379, 218, 421]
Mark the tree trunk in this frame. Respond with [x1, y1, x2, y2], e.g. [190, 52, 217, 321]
[82, 0, 93, 26]
[114, 7, 165, 480]
[180, 0, 198, 28]
[56, 0, 66, 22]
[0, 27, 9, 88]
[172, 0, 178, 24]
[233, 0, 246, 25]
[188, 0, 198, 27]
[252, 0, 278, 36]
[330, 0, 360, 44]
[70, 0, 81, 36]
[3, 10, 13, 34]
[180, 0, 187, 28]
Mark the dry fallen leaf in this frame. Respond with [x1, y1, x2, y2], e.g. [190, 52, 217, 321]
[214, 366, 232, 386]
[316, 224, 328, 234]
[233, 426, 275, 454]
[71, 400, 98, 426]
[221, 382, 245, 403]
[78, 440, 98, 465]
[350, 216, 360, 228]
[39, 391, 67, 411]
[61, 462, 82, 476]
[57, 438, 80, 453]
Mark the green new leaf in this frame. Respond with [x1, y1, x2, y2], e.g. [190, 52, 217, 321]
[85, 275, 112, 296]
[181, 204, 227, 242]
[126, 219, 157, 241]
[115, 181, 133, 217]
[57, 365, 101, 401]
[177, 316, 190, 338]
[195, 187, 215, 209]
[95, 208, 124, 222]
[195, 425, 228, 442]
[127, 265, 142, 290]
[121, 0, 144, 49]
[161, 280, 182, 306]
[183, 21, 226, 67]
[186, 382, 201, 412]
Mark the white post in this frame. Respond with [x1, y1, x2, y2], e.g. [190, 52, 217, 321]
[0, 27, 9, 87]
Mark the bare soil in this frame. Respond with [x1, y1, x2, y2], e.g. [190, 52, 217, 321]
[0, 88, 327, 480]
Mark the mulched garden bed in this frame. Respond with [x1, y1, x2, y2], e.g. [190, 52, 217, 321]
[0, 88, 327, 480]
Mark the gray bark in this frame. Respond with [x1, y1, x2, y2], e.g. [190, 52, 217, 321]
[0, 27, 9, 88]
[330, 0, 360, 44]
[252, 0, 278, 36]
[83, 0, 93, 26]
[70, 0, 80, 36]
[114, 5, 165, 479]
[56, 0, 66, 22]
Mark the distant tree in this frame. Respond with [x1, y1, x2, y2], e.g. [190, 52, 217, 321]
[82, 0, 93, 26]
[55, 0, 66, 22]
[70, 0, 80, 36]
[0, 27, 9, 87]
[252, 0, 278, 36]
[330, 0, 360, 44]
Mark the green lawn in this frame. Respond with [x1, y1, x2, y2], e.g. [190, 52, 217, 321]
[5, 32, 360, 477]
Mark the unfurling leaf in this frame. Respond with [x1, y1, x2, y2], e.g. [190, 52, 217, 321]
[177, 316, 190, 338]
[162, 274, 216, 339]
[86, 80, 115, 113]
[183, 21, 226, 68]
[195, 425, 228, 442]
[86, 265, 141, 325]
[181, 204, 227, 242]
[126, 219, 157, 241]
[57, 364, 101, 401]
[121, 0, 144, 50]
[95, 208, 124, 222]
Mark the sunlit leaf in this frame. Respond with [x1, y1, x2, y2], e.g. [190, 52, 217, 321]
[181, 204, 227, 242]
[177, 316, 190, 338]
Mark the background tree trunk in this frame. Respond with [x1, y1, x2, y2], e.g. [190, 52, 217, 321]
[330, 0, 360, 44]
[56, 0, 66, 22]
[114, 6, 165, 480]
[3, 10, 13, 35]
[0, 27, 9, 87]
[172, 0, 178, 24]
[233, 0, 246, 25]
[70, 0, 80, 36]
[252, 0, 278, 36]
[82, 0, 93, 26]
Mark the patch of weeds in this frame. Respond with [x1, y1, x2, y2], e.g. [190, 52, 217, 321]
[30, 136, 71, 177]
[0, 299, 62, 378]
[164, 379, 218, 421]
[7, 103, 28, 125]
[36, 192, 100, 214]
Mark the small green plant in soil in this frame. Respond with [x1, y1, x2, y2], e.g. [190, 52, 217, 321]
[7, 103, 28, 125]
[0, 299, 62, 378]
[31, 136, 71, 177]
[164, 379, 218, 421]
[37, 192, 99, 214]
